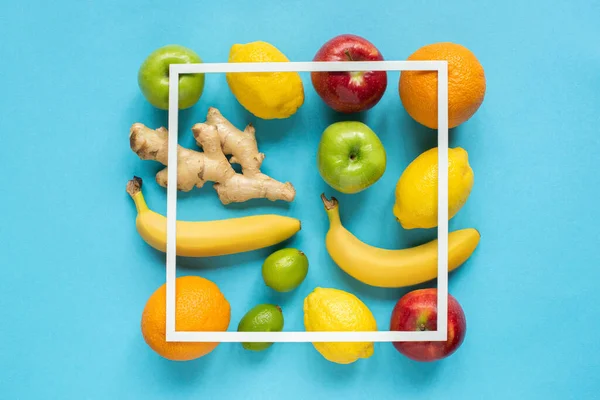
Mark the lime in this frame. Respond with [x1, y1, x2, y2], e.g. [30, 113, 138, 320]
[262, 248, 309, 292]
[237, 304, 284, 351]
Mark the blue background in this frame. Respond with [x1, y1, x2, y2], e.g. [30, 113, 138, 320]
[2, 0, 599, 398]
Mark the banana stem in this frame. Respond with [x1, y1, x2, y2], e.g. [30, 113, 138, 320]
[321, 194, 341, 226]
[126, 176, 149, 213]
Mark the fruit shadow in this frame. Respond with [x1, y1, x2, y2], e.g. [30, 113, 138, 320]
[449, 125, 461, 147]
[129, 330, 217, 388]
[175, 234, 298, 271]
[397, 105, 476, 152]
[391, 352, 443, 385]
[329, 262, 406, 302]
[175, 248, 270, 271]
[323, 106, 367, 124]
[261, 276, 306, 308]
[303, 345, 364, 381]
[397, 111, 437, 154]
[124, 94, 164, 129]
[140, 239, 261, 272]
[153, 354, 216, 385]
[222, 196, 293, 212]
[448, 114, 485, 148]
[128, 93, 195, 132]
[229, 102, 300, 145]
[226, 340, 278, 366]
[446, 243, 479, 290]
[397, 225, 438, 248]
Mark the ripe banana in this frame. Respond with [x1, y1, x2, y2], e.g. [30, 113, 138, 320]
[321, 194, 480, 288]
[126, 177, 301, 257]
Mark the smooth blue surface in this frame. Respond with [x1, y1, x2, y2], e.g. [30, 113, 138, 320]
[2, 0, 600, 398]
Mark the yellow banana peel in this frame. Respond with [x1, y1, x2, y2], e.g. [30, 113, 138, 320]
[321, 194, 480, 288]
[126, 177, 301, 257]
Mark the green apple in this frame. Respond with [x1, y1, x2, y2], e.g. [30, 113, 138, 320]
[317, 121, 386, 194]
[137, 44, 205, 110]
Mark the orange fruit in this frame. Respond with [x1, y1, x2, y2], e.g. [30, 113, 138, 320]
[141, 276, 231, 361]
[399, 42, 486, 129]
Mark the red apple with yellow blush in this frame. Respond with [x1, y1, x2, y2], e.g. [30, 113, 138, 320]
[311, 34, 387, 113]
[390, 288, 466, 362]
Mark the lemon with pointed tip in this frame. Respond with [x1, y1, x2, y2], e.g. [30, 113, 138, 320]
[226, 41, 304, 119]
[303, 287, 377, 364]
[393, 147, 474, 229]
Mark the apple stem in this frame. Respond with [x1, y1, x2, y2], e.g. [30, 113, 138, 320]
[344, 50, 354, 61]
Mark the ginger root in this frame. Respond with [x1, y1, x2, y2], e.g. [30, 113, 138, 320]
[129, 107, 295, 204]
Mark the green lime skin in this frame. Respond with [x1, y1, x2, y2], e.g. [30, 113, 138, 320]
[237, 304, 284, 351]
[262, 248, 309, 292]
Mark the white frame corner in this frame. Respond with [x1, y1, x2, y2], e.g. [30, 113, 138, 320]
[166, 60, 449, 343]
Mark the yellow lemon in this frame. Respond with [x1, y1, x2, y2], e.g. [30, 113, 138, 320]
[303, 287, 377, 364]
[393, 147, 474, 229]
[226, 41, 304, 119]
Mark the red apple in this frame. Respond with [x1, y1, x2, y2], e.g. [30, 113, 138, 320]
[311, 34, 387, 113]
[390, 288, 466, 362]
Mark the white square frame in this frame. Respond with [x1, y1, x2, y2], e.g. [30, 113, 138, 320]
[166, 60, 449, 343]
